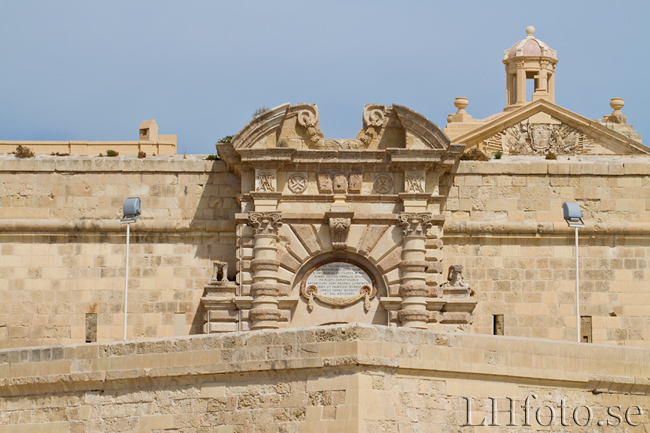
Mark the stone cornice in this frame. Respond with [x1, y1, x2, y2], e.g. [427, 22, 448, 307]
[235, 213, 445, 225]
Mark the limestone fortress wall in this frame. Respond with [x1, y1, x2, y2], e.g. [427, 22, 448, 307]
[1, 154, 649, 348]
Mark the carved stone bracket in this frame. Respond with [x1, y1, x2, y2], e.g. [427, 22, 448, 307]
[326, 211, 353, 251]
[247, 212, 283, 236]
[399, 213, 433, 237]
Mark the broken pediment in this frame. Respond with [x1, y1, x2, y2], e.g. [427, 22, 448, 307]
[454, 100, 650, 155]
[227, 103, 452, 151]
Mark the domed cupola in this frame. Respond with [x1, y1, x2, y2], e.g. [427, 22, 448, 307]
[503, 26, 558, 111]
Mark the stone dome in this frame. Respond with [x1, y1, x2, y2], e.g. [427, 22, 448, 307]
[504, 26, 557, 60]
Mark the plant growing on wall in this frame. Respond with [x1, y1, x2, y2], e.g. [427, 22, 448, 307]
[252, 107, 270, 118]
[459, 147, 490, 161]
[14, 145, 35, 158]
[106, 150, 119, 157]
[218, 135, 233, 144]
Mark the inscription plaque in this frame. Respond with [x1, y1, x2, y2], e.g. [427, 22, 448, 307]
[300, 261, 377, 311]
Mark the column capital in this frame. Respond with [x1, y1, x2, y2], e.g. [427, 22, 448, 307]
[247, 212, 282, 235]
[399, 212, 433, 237]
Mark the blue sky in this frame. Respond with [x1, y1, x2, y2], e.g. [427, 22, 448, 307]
[1, 1, 648, 154]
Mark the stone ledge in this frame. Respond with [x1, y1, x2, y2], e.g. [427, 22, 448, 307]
[1, 324, 648, 398]
[444, 221, 650, 236]
[0, 155, 227, 173]
[0, 219, 235, 233]
[454, 156, 650, 175]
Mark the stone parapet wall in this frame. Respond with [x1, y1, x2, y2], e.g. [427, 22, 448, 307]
[0, 156, 239, 348]
[1, 324, 649, 432]
[0, 140, 176, 156]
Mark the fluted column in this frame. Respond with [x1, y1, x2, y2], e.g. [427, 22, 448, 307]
[247, 212, 282, 329]
[397, 213, 432, 328]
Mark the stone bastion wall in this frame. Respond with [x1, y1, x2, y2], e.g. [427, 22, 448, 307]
[1, 324, 649, 432]
[0, 155, 649, 348]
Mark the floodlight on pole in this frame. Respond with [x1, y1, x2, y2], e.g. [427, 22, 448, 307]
[121, 197, 141, 341]
[562, 202, 584, 343]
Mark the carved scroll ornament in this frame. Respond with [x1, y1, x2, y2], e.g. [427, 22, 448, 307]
[357, 104, 388, 147]
[303, 285, 374, 312]
[297, 106, 325, 146]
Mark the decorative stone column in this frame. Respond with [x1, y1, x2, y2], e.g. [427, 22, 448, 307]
[398, 213, 432, 328]
[515, 60, 526, 105]
[247, 212, 282, 329]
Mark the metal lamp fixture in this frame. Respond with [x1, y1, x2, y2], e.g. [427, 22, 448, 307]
[121, 197, 141, 340]
[562, 202, 584, 343]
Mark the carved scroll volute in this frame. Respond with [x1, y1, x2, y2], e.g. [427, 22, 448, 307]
[357, 104, 388, 147]
[399, 213, 433, 237]
[329, 217, 351, 251]
[247, 212, 283, 236]
[296, 104, 325, 146]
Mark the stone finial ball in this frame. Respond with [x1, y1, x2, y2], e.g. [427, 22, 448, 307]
[526, 26, 535, 37]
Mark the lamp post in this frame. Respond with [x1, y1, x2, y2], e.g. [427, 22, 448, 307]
[562, 202, 584, 343]
[121, 197, 141, 341]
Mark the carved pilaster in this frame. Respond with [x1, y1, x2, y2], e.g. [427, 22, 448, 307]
[247, 212, 283, 329]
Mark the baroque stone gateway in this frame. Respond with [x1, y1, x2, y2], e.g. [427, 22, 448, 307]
[2, 27, 650, 431]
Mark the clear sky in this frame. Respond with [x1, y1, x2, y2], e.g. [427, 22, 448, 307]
[1, 1, 648, 154]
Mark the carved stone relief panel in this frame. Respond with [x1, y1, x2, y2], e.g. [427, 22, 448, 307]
[332, 174, 348, 193]
[373, 174, 393, 194]
[484, 121, 593, 155]
[287, 173, 308, 194]
[404, 171, 425, 193]
[255, 169, 277, 192]
[348, 174, 363, 194]
[317, 174, 333, 193]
